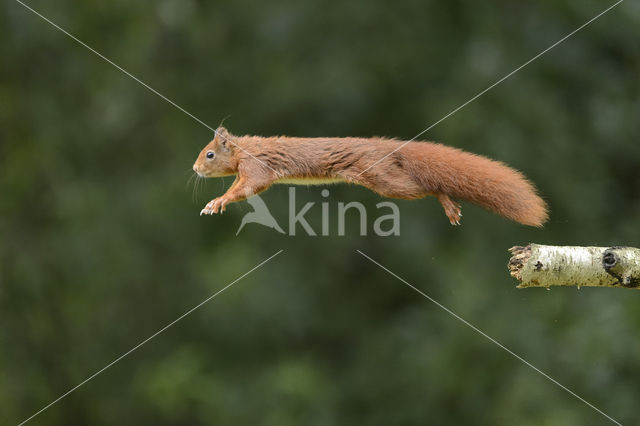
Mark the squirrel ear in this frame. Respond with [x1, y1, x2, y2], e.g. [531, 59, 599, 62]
[216, 127, 231, 150]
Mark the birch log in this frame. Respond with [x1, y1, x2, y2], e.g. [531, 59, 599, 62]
[508, 244, 640, 289]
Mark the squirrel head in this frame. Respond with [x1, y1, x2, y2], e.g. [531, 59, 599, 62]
[193, 127, 237, 177]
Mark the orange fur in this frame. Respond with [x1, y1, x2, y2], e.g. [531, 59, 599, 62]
[193, 127, 548, 226]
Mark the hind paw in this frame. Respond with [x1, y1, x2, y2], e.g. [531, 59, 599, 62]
[436, 194, 462, 226]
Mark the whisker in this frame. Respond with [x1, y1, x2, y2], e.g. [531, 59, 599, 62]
[201, 177, 209, 199]
[186, 173, 196, 190]
[198, 176, 207, 201]
[196, 175, 206, 203]
[192, 175, 200, 203]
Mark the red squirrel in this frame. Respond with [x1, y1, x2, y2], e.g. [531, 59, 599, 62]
[192, 127, 548, 226]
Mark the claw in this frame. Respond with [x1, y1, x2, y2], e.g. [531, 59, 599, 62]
[200, 197, 229, 216]
[200, 200, 215, 216]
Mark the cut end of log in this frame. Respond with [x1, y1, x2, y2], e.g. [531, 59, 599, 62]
[507, 245, 532, 281]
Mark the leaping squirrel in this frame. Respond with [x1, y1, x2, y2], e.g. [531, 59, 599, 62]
[192, 127, 548, 226]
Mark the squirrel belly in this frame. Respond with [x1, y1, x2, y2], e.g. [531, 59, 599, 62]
[193, 127, 548, 227]
[274, 177, 346, 185]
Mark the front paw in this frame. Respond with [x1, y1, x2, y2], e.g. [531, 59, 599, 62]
[200, 197, 229, 215]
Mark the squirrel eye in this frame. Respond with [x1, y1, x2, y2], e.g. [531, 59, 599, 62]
[206, 151, 215, 159]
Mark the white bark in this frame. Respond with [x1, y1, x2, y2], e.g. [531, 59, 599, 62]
[508, 244, 640, 289]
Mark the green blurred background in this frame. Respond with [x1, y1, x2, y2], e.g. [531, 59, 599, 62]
[2, 0, 639, 424]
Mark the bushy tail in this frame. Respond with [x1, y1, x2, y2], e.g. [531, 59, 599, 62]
[406, 143, 548, 226]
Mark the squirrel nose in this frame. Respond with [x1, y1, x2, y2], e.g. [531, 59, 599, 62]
[193, 164, 198, 172]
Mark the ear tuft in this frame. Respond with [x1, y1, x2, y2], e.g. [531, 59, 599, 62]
[216, 126, 229, 138]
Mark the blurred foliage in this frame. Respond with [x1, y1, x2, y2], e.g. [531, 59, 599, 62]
[1, 0, 639, 424]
